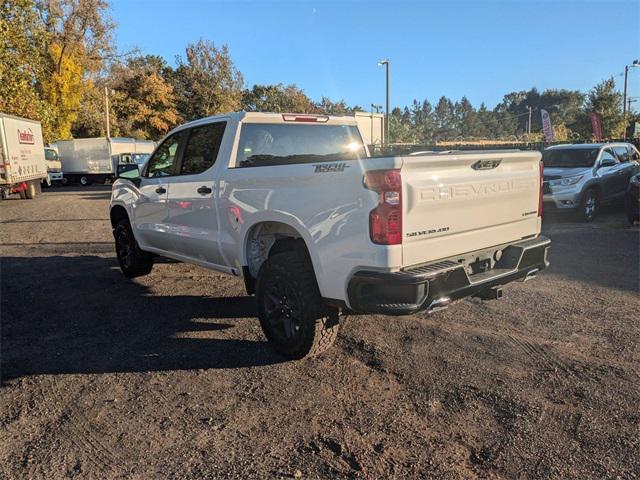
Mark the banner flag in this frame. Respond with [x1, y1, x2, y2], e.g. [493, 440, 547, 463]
[588, 112, 603, 141]
[540, 109, 554, 142]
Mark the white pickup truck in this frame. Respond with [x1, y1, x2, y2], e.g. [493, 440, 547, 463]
[110, 112, 550, 359]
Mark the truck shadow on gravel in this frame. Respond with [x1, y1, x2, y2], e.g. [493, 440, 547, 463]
[1, 255, 284, 381]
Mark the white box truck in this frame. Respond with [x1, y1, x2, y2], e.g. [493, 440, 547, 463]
[57, 137, 155, 185]
[0, 114, 48, 200]
[354, 111, 384, 147]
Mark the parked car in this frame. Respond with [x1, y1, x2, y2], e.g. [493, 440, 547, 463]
[542, 143, 640, 221]
[0, 113, 48, 199]
[626, 172, 640, 224]
[110, 112, 550, 359]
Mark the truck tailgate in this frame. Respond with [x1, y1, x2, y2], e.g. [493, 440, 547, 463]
[401, 151, 541, 267]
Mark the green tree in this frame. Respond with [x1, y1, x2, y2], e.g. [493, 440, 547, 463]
[410, 99, 435, 143]
[242, 84, 316, 113]
[36, 0, 114, 140]
[455, 96, 480, 138]
[175, 39, 244, 120]
[0, 0, 53, 138]
[109, 55, 180, 139]
[389, 107, 415, 143]
[434, 96, 456, 140]
[582, 77, 624, 139]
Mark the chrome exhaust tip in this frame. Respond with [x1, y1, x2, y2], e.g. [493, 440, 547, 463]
[427, 296, 451, 313]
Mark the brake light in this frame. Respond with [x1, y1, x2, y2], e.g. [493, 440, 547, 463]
[538, 161, 544, 217]
[281, 114, 329, 123]
[364, 169, 402, 245]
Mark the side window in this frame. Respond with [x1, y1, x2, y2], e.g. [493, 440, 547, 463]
[144, 132, 183, 178]
[613, 146, 630, 162]
[628, 145, 640, 161]
[180, 122, 226, 175]
[601, 149, 618, 163]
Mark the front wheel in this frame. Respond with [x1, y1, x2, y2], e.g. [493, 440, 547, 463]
[114, 219, 154, 278]
[256, 251, 340, 359]
[579, 189, 598, 222]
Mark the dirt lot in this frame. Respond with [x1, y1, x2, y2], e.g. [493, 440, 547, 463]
[1, 186, 638, 479]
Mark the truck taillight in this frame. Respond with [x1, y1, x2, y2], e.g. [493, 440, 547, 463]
[538, 161, 544, 217]
[364, 169, 402, 245]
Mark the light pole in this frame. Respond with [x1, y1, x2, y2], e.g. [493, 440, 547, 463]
[104, 86, 110, 139]
[623, 60, 639, 138]
[377, 59, 390, 145]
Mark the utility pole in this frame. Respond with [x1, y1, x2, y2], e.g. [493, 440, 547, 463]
[104, 87, 110, 139]
[527, 106, 532, 136]
[623, 60, 639, 139]
[378, 59, 390, 145]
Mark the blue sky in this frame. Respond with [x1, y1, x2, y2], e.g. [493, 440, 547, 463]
[111, 0, 640, 110]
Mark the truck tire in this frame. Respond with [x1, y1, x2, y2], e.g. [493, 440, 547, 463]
[79, 175, 92, 186]
[256, 251, 340, 359]
[25, 181, 38, 199]
[579, 188, 598, 222]
[114, 219, 154, 278]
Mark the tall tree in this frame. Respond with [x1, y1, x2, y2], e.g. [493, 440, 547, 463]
[434, 96, 456, 140]
[174, 39, 244, 120]
[109, 55, 180, 139]
[242, 84, 316, 113]
[455, 96, 480, 138]
[583, 77, 624, 139]
[36, 0, 114, 139]
[0, 0, 53, 136]
[410, 99, 435, 143]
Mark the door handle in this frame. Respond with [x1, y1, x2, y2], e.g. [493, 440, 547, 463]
[155, 186, 166, 194]
[197, 186, 213, 195]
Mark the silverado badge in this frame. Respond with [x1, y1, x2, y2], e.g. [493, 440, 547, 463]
[471, 159, 502, 170]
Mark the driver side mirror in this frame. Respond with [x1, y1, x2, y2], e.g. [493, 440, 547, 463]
[599, 158, 617, 168]
[116, 163, 141, 186]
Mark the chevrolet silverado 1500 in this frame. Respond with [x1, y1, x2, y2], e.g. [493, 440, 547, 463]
[110, 112, 550, 359]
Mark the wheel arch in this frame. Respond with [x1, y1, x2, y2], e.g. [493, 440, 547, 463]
[110, 204, 129, 229]
[241, 219, 321, 295]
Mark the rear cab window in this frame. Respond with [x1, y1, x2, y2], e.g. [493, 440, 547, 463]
[235, 123, 366, 168]
[180, 122, 226, 175]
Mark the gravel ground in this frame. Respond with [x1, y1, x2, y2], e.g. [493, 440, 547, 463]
[1, 186, 639, 479]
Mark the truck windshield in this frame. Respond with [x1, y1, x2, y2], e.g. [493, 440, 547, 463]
[542, 148, 598, 168]
[44, 149, 58, 161]
[236, 123, 367, 168]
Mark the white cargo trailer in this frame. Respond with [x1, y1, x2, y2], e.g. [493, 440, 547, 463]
[57, 137, 155, 185]
[354, 112, 384, 147]
[0, 113, 48, 200]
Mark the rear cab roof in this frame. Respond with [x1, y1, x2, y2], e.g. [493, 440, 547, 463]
[172, 111, 358, 134]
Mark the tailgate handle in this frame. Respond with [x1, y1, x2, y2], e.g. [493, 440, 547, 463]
[197, 186, 212, 195]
